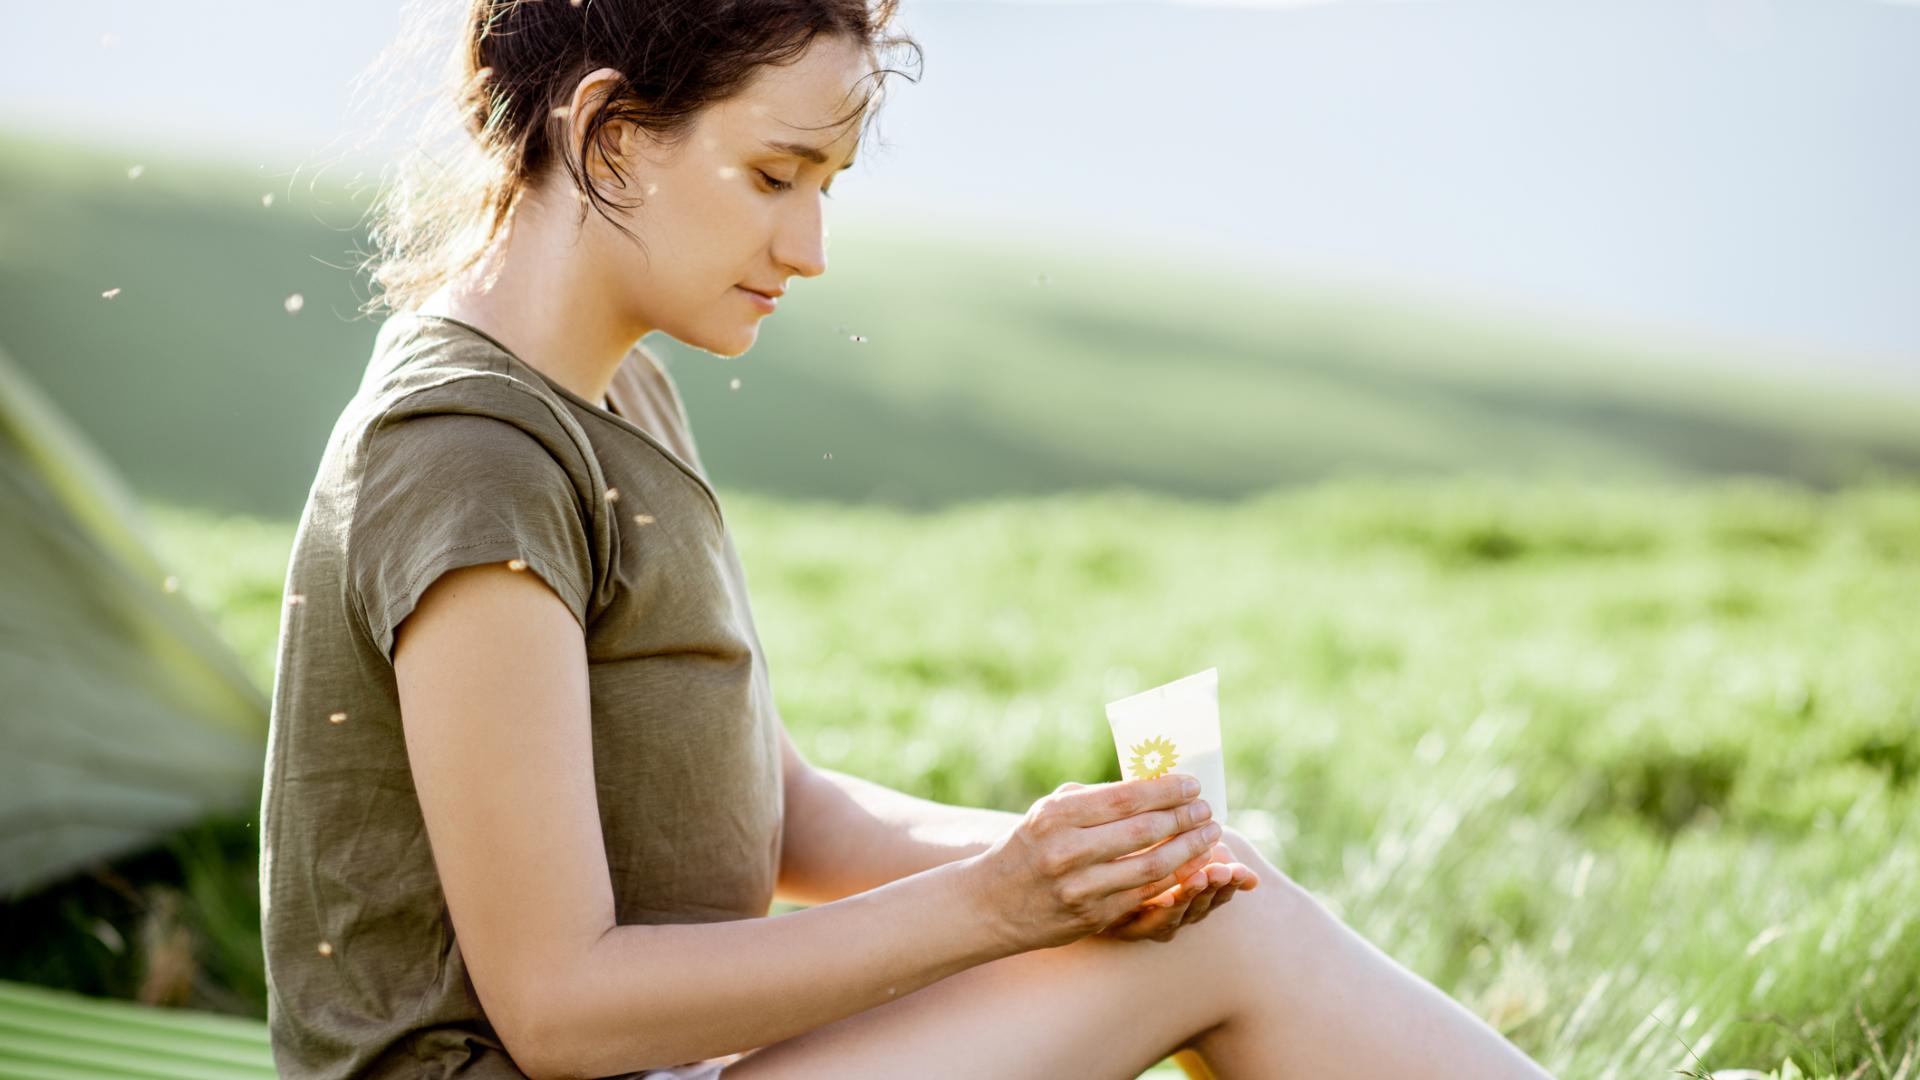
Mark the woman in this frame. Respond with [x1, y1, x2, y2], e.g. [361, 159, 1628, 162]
[259, 0, 1559, 1076]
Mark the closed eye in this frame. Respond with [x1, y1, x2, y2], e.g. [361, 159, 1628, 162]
[756, 169, 835, 200]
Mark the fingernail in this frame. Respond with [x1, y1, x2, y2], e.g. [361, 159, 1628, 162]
[1182, 776, 1200, 797]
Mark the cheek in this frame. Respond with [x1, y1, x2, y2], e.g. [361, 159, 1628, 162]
[640, 184, 746, 253]
[590, 181, 767, 304]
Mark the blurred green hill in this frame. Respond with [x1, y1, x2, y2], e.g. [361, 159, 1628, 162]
[3, 127, 1917, 519]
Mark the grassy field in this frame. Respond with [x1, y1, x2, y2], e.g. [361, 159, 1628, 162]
[5, 123, 1917, 1079]
[5, 476, 1916, 1078]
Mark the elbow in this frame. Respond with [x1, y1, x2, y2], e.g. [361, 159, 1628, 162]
[497, 977, 589, 1080]
[512, 1027, 592, 1080]
[499, 1009, 572, 1080]
[513, 1000, 681, 1080]
[501, 934, 639, 1080]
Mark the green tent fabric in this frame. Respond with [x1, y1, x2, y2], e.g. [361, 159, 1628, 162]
[0, 978, 275, 1079]
[0, 340, 268, 903]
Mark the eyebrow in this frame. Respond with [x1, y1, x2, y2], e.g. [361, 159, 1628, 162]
[761, 139, 858, 170]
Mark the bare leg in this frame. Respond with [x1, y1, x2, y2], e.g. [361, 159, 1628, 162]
[723, 825, 1555, 1080]
[1187, 828, 1554, 1078]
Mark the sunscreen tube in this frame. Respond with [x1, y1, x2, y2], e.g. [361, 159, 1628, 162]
[1104, 667, 1226, 826]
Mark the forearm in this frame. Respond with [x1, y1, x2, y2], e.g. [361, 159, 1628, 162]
[776, 765, 1025, 907]
[536, 858, 1010, 1079]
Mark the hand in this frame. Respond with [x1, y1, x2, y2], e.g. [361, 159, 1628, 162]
[1094, 840, 1258, 943]
[965, 774, 1223, 953]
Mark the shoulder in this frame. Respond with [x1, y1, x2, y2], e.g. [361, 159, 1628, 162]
[351, 323, 596, 487]
[343, 390, 606, 662]
[344, 321, 606, 564]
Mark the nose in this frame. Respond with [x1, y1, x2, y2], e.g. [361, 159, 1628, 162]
[772, 194, 829, 281]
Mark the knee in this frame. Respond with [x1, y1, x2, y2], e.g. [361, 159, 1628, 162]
[1217, 824, 1304, 899]
[1215, 823, 1265, 868]
[1197, 825, 1340, 972]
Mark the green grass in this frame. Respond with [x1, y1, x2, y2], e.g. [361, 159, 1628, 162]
[5, 476, 1916, 1078]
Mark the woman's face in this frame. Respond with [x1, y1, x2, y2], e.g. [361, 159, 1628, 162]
[563, 35, 871, 358]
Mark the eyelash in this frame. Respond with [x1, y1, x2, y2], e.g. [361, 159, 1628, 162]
[756, 169, 834, 200]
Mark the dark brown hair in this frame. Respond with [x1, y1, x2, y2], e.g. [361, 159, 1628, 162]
[348, 0, 922, 318]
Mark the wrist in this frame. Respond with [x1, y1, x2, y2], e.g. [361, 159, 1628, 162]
[938, 851, 1022, 964]
[921, 805, 1023, 864]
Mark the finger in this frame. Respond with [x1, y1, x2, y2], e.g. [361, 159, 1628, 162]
[1106, 891, 1190, 940]
[1077, 798, 1217, 869]
[1096, 909, 1149, 942]
[1139, 891, 1192, 929]
[1135, 871, 1181, 907]
[1140, 851, 1217, 905]
[1162, 842, 1241, 894]
[1191, 861, 1252, 891]
[1201, 863, 1260, 912]
[1163, 855, 1245, 902]
[1179, 867, 1213, 901]
[1099, 819, 1224, 901]
[1051, 772, 1201, 830]
[1146, 881, 1182, 908]
[1176, 865, 1222, 907]
[1162, 842, 1233, 890]
[1183, 865, 1234, 920]
[1181, 882, 1224, 924]
[1207, 874, 1252, 913]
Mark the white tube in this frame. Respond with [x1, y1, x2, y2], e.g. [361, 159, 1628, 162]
[1104, 667, 1227, 826]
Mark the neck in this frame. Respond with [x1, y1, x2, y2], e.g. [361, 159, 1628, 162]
[416, 187, 648, 406]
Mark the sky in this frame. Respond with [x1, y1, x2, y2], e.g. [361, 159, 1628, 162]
[4, 0, 1916, 383]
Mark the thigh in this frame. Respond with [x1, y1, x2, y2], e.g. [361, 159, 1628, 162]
[719, 884, 1272, 1080]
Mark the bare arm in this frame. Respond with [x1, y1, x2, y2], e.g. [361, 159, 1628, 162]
[393, 563, 1018, 1080]
[555, 859, 1005, 1076]
[775, 763, 1025, 907]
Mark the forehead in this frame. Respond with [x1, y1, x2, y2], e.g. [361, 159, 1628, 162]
[716, 37, 873, 155]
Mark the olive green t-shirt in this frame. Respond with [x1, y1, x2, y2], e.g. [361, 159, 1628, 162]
[258, 312, 786, 1078]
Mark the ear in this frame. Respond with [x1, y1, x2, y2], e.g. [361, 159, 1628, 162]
[566, 67, 635, 187]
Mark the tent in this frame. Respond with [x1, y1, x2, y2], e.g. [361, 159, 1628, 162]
[0, 340, 267, 903]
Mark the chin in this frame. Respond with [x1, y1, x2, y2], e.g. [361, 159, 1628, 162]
[687, 324, 762, 360]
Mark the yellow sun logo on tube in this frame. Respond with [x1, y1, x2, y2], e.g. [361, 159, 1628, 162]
[1127, 735, 1179, 780]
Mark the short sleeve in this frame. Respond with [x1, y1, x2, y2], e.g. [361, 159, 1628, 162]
[349, 410, 595, 663]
